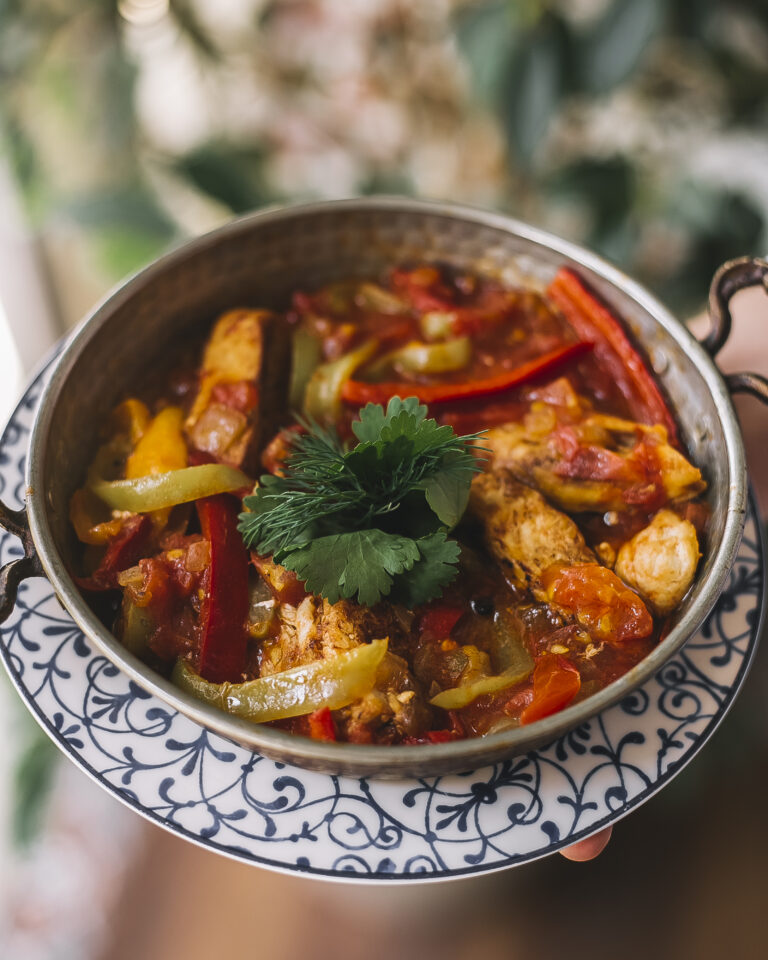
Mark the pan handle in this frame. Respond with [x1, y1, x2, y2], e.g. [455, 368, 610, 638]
[0, 499, 44, 624]
[700, 256, 768, 404]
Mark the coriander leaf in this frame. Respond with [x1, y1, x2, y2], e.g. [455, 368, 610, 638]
[390, 531, 461, 606]
[383, 490, 443, 539]
[350, 402, 387, 443]
[421, 452, 474, 528]
[351, 396, 426, 444]
[239, 399, 483, 607]
[279, 529, 420, 605]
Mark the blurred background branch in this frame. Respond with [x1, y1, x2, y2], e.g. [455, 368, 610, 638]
[0, 0, 766, 325]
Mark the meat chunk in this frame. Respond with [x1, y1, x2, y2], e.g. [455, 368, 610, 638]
[261, 596, 427, 741]
[615, 509, 701, 615]
[261, 596, 379, 675]
[340, 652, 432, 743]
[484, 403, 704, 513]
[186, 308, 290, 473]
[468, 469, 594, 598]
[262, 595, 412, 674]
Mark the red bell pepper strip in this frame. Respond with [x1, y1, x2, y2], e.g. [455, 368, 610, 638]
[520, 654, 581, 726]
[308, 706, 337, 742]
[418, 605, 465, 640]
[548, 267, 678, 444]
[341, 341, 592, 408]
[196, 495, 250, 683]
[76, 515, 153, 591]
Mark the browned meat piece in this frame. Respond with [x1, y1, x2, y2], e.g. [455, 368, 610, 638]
[339, 652, 432, 743]
[261, 597, 410, 674]
[483, 401, 704, 513]
[259, 595, 426, 741]
[186, 308, 290, 474]
[614, 509, 701, 615]
[468, 469, 595, 598]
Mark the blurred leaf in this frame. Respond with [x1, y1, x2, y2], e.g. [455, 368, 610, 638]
[581, 0, 663, 93]
[175, 142, 274, 213]
[359, 167, 415, 197]
[548, 155, 636, 238]
[504, 12, 569, 169]
[455, 0, 517, 105]
[93, 40, 138, 154]
[2, 115, 38, 191]
[65, 184, 174, 236]
[12, 719, 58, 848]
[709, 47, 768, 124]
[667, 0, 718, 39]
[94, 224, 172, 278]
[67, 183, 176, 277]
[657, 186, 765, 311]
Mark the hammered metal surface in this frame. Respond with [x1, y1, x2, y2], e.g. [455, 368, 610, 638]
[21, 198, 747, 776]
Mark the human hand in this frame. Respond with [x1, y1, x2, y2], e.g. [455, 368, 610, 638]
[559, 826, 612, 861]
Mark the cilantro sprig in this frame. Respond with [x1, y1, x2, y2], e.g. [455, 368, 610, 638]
[238, 397, 485, 606]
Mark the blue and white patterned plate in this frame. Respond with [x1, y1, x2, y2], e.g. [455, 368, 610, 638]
[0, 358, 764, 881]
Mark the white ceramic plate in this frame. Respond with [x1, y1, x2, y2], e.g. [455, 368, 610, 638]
[0, 359, 764, 882]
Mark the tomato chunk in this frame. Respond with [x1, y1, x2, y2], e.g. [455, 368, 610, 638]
[520, 654, 581, 725]
[308, 707, 337, 742]
[542, 563, 653, 643]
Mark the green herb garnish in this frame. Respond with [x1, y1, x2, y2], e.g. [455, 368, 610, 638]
[238, 397, 484, 606]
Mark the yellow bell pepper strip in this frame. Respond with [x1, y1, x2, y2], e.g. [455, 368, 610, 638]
[364, 337, 472, 379]
[69, 487, 125, 545]
[125, 406, 187, 479]
[196, 495, 250, 682]
[125, 405, 189, 529]
[430, 664, 533, 710]
[303, 339, 378, 423]
[172, 637, 388, 722]
[90, 463, 250, 514]
[110, 398, 151, 447]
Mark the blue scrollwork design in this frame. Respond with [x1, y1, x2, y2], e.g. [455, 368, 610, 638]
[0, 358, 763, 880]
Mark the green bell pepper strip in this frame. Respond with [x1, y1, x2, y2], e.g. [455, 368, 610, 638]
[172, 637, 388, 722]
[429, 664, 533, 711]
[90, 464, 251, 513]
[303, 339, 378, 423]
[418, 311, 458, 341]
[119, 601, 154, 658]
[364, 337, 471, 379]
[289, 326, 322, 410]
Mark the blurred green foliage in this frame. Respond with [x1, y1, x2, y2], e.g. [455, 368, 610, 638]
[457, 0, 768, 309]
[0, 0, 766, 313]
